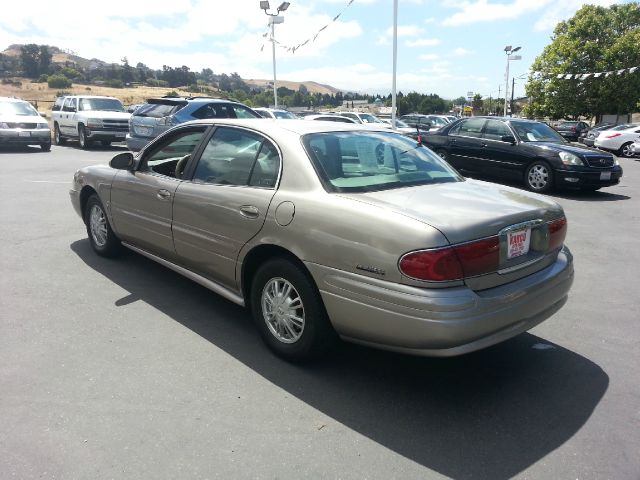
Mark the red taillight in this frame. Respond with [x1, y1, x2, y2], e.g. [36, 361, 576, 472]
[606, 133, 621, 138]
[548, 217, 567, 252]
[571, 126, 576, 132]
[399, 236, 499, 281]
[399, 248, 463, 281]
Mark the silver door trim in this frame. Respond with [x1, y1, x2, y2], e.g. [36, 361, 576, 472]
[122, 242, 245, 307]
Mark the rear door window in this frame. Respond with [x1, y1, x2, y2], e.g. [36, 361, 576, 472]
[455, 118, 486, 138]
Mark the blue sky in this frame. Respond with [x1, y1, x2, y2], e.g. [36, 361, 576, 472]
[0, 0, 630, 99]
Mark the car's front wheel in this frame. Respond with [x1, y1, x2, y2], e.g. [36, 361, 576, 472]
[250, 258, 337, 361]
[436, 149, 449, 161]
[619, 142, 634, 158]
[84, 194, 121, 257]
[525, 160, 554, 193]
[78, 124, 91, 149]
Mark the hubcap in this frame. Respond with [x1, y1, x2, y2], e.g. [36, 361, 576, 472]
[80, 130, 86, 147]
[622, 145, 632, 157]
[438, 151, 447, 160]
[528, 164, 549, 190]
[261, 278, 305, 343]
[89, 205, 108, 247]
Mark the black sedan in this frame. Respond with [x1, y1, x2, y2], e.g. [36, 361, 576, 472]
[554, 121, 590, 142]
[422, 117, 623, 193]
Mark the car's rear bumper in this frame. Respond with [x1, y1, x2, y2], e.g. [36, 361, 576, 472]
[85, 128, 127, 142]
[125, 134, 153, 152]
[305, 247, 574, 357]
[554, 165, 623, 188]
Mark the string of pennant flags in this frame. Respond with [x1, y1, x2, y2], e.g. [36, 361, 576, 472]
[530, 66, 638, 80]
[260, 0, 355, 54]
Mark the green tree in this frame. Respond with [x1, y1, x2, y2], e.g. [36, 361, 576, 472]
[525, 3, 640, 119]
[20, 44, 41, 77]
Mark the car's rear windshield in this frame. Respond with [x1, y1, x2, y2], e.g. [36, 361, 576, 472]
[302, 131, 463, 193]
[273, 110, 297, 119]
[0, 101, 38, 116]
[558, 121, 578, 127]
[510, 121, 566, 143]
[79, 98, 124, 112]
[134, 102, 186, 118]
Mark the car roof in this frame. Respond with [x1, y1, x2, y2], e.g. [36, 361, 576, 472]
[184, 118, 390, 135]
[60, 95, 120, 100]
[145, 96, 239, 104]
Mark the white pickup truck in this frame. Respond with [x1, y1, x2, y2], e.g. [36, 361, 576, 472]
[51, 95, 131, 149]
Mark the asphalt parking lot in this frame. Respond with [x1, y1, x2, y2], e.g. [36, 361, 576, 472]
[1, 143, 639, 480]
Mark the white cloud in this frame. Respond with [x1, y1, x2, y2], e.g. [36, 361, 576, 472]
[424, 17, 436, 24]
[533, 0, 619, 31]
[452, 47, 473, 56]
[405, 38, 441, 47]
[442, 0, 552, 26]
[419, 54, 440, 61]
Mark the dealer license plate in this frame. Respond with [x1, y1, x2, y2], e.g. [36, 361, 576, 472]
[115, 133, 126, 138]
[507, 228, 531, 259]
[18, 131, 31, 137]
[600, 171, 611, 180]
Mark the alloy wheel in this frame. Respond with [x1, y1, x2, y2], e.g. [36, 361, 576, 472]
[261, 277, 305, 343]
[528, 164, 549, 190]
[89, 205, 108, 247]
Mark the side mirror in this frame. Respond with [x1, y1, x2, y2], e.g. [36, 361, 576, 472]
[110, 152, 134, 170]
[501, 134, 516, 144]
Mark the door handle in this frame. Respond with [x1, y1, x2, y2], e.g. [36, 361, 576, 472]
[156, 189, 172, 200]
[481, 142, 488, 147]
[450, 139, 457, 143]
[239, 205, 260, 218]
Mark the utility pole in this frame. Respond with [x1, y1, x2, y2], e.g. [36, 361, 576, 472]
[510, 77, 515, 117]
[497, 85, 501, 115]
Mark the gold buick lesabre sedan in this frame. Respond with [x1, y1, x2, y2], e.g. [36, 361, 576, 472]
[70, 119, 574, 361]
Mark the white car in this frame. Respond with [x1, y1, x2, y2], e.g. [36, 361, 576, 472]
[338, 112, 391, 127]
[304, 114, 357, 123]
[253, 108, 298, 119]
[594, 124, 640, 157]
[0, 97, 51, 151]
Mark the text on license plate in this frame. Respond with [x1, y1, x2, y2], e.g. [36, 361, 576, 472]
[19, 131, 31, 137]
[600, 171, 611, 180]
[507, 228, 531, 259]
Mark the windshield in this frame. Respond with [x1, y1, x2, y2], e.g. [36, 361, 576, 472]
[359, 114, 385, 124]
[0, 101, 39, 116]
[79, 98, 125, 112]
[302, 131, 463, 193]
[611, 124, 637, 131]
[273, 110, 297, 119]
[429, 116, 448, 126]
[510, 121, 566, 143]
[394, 120, 410, 128]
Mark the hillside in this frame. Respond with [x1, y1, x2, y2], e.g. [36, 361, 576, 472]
[244, 78, 341, 95]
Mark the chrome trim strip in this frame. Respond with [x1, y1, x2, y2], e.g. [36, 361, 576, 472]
[122, 242, 245, 307]
[498, 255, 544, 275]
[499, 219, 544, 235]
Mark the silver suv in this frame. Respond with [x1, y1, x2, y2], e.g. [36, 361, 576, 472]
[126, 96, 261, 151]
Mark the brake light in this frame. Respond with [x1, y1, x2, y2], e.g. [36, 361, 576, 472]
[606, 133, 621, 138]
[399, 236, 499, 281]
[571, 126, 576, 132]
[548, 217, 567, 252]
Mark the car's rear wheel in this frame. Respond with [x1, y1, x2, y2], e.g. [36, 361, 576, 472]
[619, 142, 634, 158]
[525, 160, 554, 193]
[78, 124, 91, 149]
[54, 123, 66, 145]
[250, 258, 337, 361]
[84, 194, 121, 257]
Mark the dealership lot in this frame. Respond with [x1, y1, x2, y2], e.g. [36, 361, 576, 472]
[1, 145, 639, 479]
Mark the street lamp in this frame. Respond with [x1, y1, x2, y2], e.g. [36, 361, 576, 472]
[260, 1, 290, 109]
[503, 45, 521, 116]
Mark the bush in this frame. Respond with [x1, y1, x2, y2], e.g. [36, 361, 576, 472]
[47, 75, 72, 89]
[165, 90, 179, 97]
[37, 74, 48, 83]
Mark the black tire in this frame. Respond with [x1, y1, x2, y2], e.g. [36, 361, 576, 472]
[525, 160, 554, 193]
[100, 140, 111, 147]
[84, 194, 121, 257]
[40, 142, 51, 152]
[618, 142, 633, 158]
[54, 123, 66, 145]
[250, 258, 337, 361]
[78, 124, 91, 149]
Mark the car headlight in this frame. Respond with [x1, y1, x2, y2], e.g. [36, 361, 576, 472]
[559, 151, 584, 166]
[614, 157, 619, 166]
[86, 118, 103, 129]
[37, 123, 49, 129]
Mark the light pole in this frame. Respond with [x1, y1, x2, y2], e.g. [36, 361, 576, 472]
[391, 0, 398, 129]
[503, 45, 521, 116]
[260, 1, 290, 109]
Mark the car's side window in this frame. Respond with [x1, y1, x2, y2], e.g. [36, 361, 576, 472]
[483, 120, 512, 141]
[62, 98, 75, 112]
[192, 127, 266, 186]
[249, 142, 280, 188]
[455, 118, 486, 138]
[232, 105, 260, 119]
[140, 129, 207, 177]
[52, 98, 64, 111]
